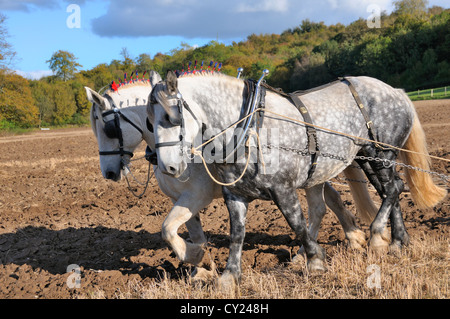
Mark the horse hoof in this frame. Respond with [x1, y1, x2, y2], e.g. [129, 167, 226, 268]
[307, 255, 327, 273]
[193, 250, 216, 282]
[369, 233, 389, 254]
[389, 235, 409, 256]
[346, 229, 366, 251]
[218, 271, 238, 295]
[292, 252, 305, 264]
[187, 243, 209, 266]
[388, 242, 402, 256]
[195, 245, 215, 267]
[191, 266, 217, 283]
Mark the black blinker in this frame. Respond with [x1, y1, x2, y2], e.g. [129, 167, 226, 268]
[104, 120, 118, 139]
[146, 118, 154, 133]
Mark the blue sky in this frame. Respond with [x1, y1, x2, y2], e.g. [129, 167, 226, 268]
[1, 0, 448, 79]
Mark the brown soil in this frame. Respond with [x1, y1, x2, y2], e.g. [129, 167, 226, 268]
[0, 99, 448, 299]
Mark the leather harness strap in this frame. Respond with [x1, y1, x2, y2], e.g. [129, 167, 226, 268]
[260, 82, 320, 181]
[288, 93, 320, 181]
[262, 77, 381, 181]
[339, 77, 378, 144]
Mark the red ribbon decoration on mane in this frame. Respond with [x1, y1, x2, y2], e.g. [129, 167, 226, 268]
[110, 81, 118, 92]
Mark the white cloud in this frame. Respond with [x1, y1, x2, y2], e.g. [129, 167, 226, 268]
[327, 0, 339, 10]
[340, 0, 392, 14]
[91, 0, 297, 39]
[237, 0, 289, 13]
[15, 70, 53, 80]
[88, 0, 445, 39]
[0, 0, 86, 11]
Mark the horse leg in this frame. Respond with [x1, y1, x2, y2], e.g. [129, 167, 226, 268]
[218, 187, 248, 292]
[185, 214, 207, 245]
[270, 186, 326, 273]
[162, 195, 212, 269]
[323, 182, 366, 250]
[388, 177, 410, 251]
[305, 184, 327, 242]
[184, 212, 217, 282]
[363, 151, 409, 252]
[305, 179, 366, 251]
[356, 160, 383, 194]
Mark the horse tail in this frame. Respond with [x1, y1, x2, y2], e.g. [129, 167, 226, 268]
[398, 95, 447, 209]
[343, 165, 379, 223]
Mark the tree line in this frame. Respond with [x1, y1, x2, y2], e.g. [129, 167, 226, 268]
[0, 0, 449, 129]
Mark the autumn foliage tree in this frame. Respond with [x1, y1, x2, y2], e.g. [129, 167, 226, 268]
[0, 72, 39, 128]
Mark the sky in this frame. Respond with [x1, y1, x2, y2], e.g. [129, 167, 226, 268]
[0, 0, 448, 79]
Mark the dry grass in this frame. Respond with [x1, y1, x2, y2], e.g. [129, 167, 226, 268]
[90, 233, 448, 299]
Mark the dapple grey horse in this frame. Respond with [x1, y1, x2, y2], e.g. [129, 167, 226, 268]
[86, 72, 378, 281]
[149, 70, 446, 288]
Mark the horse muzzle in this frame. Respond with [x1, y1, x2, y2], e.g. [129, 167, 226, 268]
[160, 159, 187, 180]
[104, 168, 121, 181]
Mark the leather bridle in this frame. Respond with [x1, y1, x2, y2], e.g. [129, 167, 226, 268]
[149, 85, 199, 157]
[93, 103, 145, 161]
[92, 99, 155, 198]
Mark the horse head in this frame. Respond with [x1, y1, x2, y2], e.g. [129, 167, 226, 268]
[86, 82, 152, 181]
[147, 71, 202, 179]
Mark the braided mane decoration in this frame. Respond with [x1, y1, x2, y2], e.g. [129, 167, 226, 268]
[106, 62, 224, 94]
[106, 70, 152, 94]
[176, 60, 223, 78]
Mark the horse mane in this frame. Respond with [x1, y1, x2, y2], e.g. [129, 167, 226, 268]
[177, 70, 243, 87]
[104, 80, 152, 96]
[177, 70, 225, 79]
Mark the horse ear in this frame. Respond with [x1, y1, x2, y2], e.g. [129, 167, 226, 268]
[166, 70, 178, 95]
[85, 87, 109, 110]
[149, 71, 162, 87]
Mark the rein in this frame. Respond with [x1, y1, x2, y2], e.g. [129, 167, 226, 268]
[124, 158, 154, 198]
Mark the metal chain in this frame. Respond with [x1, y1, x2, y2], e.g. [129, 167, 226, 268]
[123, 161, 154, 198]
[263, 143, 349, 164]
[355, 155, 450, 183]
[261, 143, 450, 183]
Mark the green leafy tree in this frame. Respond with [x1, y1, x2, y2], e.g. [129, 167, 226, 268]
[50, 82, 77, 125]
[394, 0, 429, 17]
[120, 47, 135, 71]
[47, 50, 82, 81]
[30, 80, 53, 126]
[71, 76, 91, 117]
[80, 63, 112, 91]
[136, 53, 153, 74]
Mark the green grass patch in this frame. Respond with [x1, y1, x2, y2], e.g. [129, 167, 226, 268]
[407, 86, 450, 101]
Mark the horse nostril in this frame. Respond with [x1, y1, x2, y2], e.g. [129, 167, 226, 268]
[106, 171, 117, 180]
[167, 166, 177, 175]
